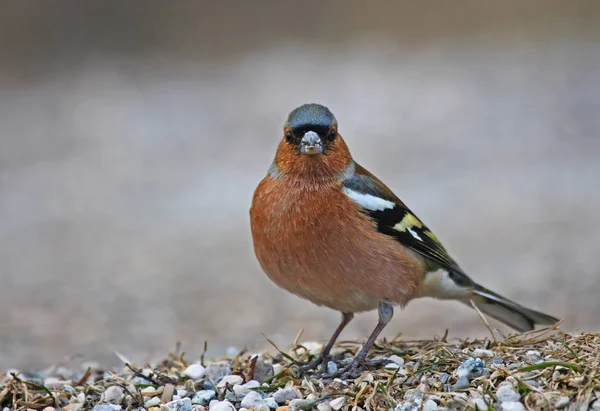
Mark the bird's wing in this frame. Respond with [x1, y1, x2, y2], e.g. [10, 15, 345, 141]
[342, 162, 472, 285]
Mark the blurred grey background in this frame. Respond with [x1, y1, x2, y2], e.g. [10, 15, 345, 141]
[1, 1, 599, 369]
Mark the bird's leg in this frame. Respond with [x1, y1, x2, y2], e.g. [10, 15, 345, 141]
[298, 312, 354, 373]
[328, 301, 393, 379]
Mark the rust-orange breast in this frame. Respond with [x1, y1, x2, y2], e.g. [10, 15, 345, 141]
[249, 175, 426, 313]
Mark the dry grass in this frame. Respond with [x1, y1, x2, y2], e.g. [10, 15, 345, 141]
[1, 326, 599, 410]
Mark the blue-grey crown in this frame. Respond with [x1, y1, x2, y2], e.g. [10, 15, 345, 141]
[286, 104, 337, 131]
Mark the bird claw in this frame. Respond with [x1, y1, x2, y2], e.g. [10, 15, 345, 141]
[320, 358, 392, 380]
[295, 351, 349, 375]
[296, 356, 326, 374]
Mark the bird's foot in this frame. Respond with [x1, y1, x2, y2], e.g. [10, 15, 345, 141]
[295, 352, 349, 376]
[324, 359, 364, 380]
[320, 357, 392, 380]
[296, 355, 326, 374]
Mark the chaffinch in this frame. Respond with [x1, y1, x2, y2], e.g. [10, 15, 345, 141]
[249, 103, 558, 377]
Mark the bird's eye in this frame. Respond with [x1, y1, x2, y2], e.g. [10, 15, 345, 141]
[285, 131, 293, 142]
[328, 129, 337, 141]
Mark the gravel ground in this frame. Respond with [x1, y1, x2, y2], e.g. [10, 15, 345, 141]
[3, 327, 599, 411]
[1, 1, 600, 370]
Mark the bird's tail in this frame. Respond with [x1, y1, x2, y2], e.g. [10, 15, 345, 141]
[462, 284, 559, 333]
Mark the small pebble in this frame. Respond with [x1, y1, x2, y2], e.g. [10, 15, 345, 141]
[421, 399, 437, 411]
[209, 400, 235, 411]
[438, 373, 450, 384]
[44, 377, 68, 390]
[456, 357, 486, 379]
[216, 375, 243, 388]
[91, 406, 121, 411]
[192, 390, 216, 405]
[452, 376, 470, 390]
[264, 397, 278, 408]
[271, 363, 284, 376]
[233, 380, 260, 397]
[525, 380, 540, 388]
[388, 355, 405, 367]
[177, 389, 188, 397]
[526, 350, 543, 364]
[496, 383, 520, 403]
[183, 364, 206, 380]
[166, 398, 193, 411]
[329, 397, 345, 410]
[206, 362, 232, 382]
[591, 399, 600, 410]
[384, 362, 400, 369]
[326, 361, 338, 375]
[472, 349, 494, 359]
[240, 391, 263, 409]
[471, 398, 488, 410]
[554, 396, 570, 409]
[145, 397, 160, 408]
[161, 384, 175, 403]
[273, 387, 300, 404]
[302, 342, 323, 355]
[317, 403, 332, 411]
[253, 357, 275, 383]
[490, 357, 504, 365]
[102, 386, 124, 404]
[501, 401, 525, 411]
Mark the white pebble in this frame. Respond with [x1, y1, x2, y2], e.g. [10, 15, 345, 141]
[44, 378, 68, 390]
[216, 374, 243, 388]
[183, 364, 206, 380]
[264, 397, 278, 409]
[317, 403, 332, 411]
[177, 389, 188, 397]
[388, 355, 405, 367]
[144, 397, 160, 408]
[240, 391, 263, 409]
[329, 397, 346, 410]
[302, 341, 323, 355]
[209, 400, 235, 411]
[471, 398, 488, 410]
[272, 363, 284, 376]
[472, 349, 494, 359]
[272, 387, 300, 404]
[77, 393, 85, 403]
[496, 383, 520, 403]
[422, 399, 438, 411]
[501, 401, 525, 411]
[555, 396, 570, 409]
[384, 362, 400, 369]
[233, 380, 260, 397]
[102, 386, 124, 404]
[141, 386, 156, 393]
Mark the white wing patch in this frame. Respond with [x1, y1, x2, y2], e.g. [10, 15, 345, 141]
[417, 269, 472, 299]
[342, 187, 395, 211]
[407, 228, 423, 241]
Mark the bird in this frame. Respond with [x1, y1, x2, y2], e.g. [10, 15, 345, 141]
[249, 103, 559, 377]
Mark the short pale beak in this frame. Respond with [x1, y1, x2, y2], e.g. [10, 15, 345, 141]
[299, 131, 323, 155]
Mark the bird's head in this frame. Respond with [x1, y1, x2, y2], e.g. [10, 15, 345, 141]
[273, 104, 352, 180]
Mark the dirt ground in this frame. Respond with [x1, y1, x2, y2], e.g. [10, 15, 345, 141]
[0, 1, 599, 369]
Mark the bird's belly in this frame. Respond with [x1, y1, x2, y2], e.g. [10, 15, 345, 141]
[250, 187, 425, 313]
